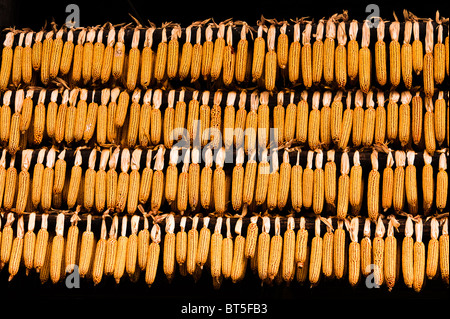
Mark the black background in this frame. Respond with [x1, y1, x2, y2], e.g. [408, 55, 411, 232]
[0, 0, 449, 314]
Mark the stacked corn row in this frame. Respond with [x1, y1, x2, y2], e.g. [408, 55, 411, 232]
[0, 16, 448, 92]
[0, 147, 447, 219]
[0, 88, 447, 154]
[0, 213, 447, 292]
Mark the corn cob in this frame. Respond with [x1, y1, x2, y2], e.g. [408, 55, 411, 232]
[402, 215, 414, 288]
[163, 90, 175, 148]
[265, 149, 279, 211]
[308, 91, 321, 150]
[173, 215, 187, 268]
[3, 154, 17, 211]
[257, 216, 271, 282]
[223, 24, 236, 86]
[267, 217, 283, 281]
[313, 150, 325, 215]
[8, 89, 24, 154]
[112, 215, 128, 283]
[413, 218, 426, 292]
[198, 91, 210, 147]
[244, 92, 258, 154]
[320, 91, 332, 149]
[113, 148, 130, 213]
[53, 89, 68, 144]
[411, 92, 423, 145]
[64, 210, 81, 275]
[20, 89, 33, 133]
[201, 24, 214, 80]
[352, 90, 364, 148]
[424, 97, 436, 155]
[139, 27, 155, 88]
[346, 20, 359, 82]
[78, 214, 94, 277]
[338, 92, 353, 150]
[40, 31, 54, 85]
[322, 218, 334, 278]
[32, 89, 48, 146]
[137, 150, 153, 207]
[0, 213, 14, 269]
[145, 222, 161, 287]
[135, 207, 150, 271]
[381, 150, 394, 212]
[199, 148, 213, 210]
[231, 218, 247, 283]
[151, 146, 165, 213]
[8, 216, 24, 281]
[187, 215, 199, 275]
[167, 25, 181, 80]
[301, 23, 313, 88]
[312, 20, 325, 85]
[188, 25, 202, 82]
[330, 91, 344, 144]
[103, 214, 119, 276]
[124, 28, 140, 90]
[112, 27, 126, 80]
[196, 216, 211, 270]
[233, 91, 247, 149]
[49, 213, 65, 283]
[223, 91, 236, 149]
[208, 216, 223, 281]
[401, 21, 413, 89]
[398, 91, 412, 147]
[421, 151, 434, 214]
[126, 89, 142, 147]
[210, 91, 223, 149]
[89, 27, 105, 83]
[349, 151, 363, 215]
[31, 31, 43, 71]
[404, 151, 418, 215]
[92, 216, 107, 285]
[229, 148, 244, 211]
[359, 21, 372, 93]
[114, 89, 130, 129]
[372, 91, 386, 145]
[280, 217, 295, 283]
[210, 22, 226, 81]
[136, 89, 152, 147]
[254, 149, 269, 206]
[426, 218, 440, 280]
[64, 89, 79, 145]
[161, 214, 176, 281]
[274, 149, 291, 211]
[11, 32, 24, 87]
[436, 152, 448, 211]
[176, 24, 193, 81]
[439, 217, 449, 285]
[412, 20, 423, 75]
[175, 150, 189, 214]
[333, 220, 346, 280]
[66, 149, 82, 209]
[70, 29, 85, 84]
[309, 217, 323, 286]
[389, 21, 401, 88]
[164, 147, 179, 206]
[30, 148, 45, 209]
[434, 23, 445, 85]
[39, 234, 52, 284]
[72, 88, 88, 142]
[234, 22, 249, 83]
[264, 24, 277, 91]
[393, 151, 406, 213]
[23, 212, 37, 275]
[288, 21, 301, 84]
[40, 147, 56, 211]
[213, 147, 226, 214]
[14, 144, 31, 212]
[302, 150, 314, 210]
[323, 16, 337, 85]
[184, 91, 200, 146]
[362, 91, 376, 147]
[361, 218, 372, 277]
[446, 26, 449, 77]
[221, 217, 233, 280]
[100, 27, 115, 84]
[435, 91, 446, 146]
[346, 217, 360, 287]
[384, 216, 399, 291]
[372, 216, 385, 287]
[336, 151, 350, 219]
[424, 20, 434, 97]
[81, 28, 96, 84]
[0, 90, 12, 144]
[291, 216, 307, 269]
[387, 91, 400, 142]
[323, 150, 336, 212]
[21, 32, 33, 85]
[252, 22, 266, 82]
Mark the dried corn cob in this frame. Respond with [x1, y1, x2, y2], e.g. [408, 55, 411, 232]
[349, 151, 363, 215]
[78, 214, 94, 277]
[235, 22, 249, 83]
[399, 91, 412, 147]
[0, 90, 12, 144]
[373, 216, 385, 287]
[230, 148, 245, 211]
[167, 25, 181, 80]
[267, 217, 283, 281]
[302, 150, 314, 210]
[288, 21, 301, 84]
[324, 16, 337, 85]
[393, 151, 406, 213]
[125, 28, 140, 90]
[40, 31, 54, 85]
[434, 23, 445, 85]
[82, 28, 96, 84]
[175, 150, 190, 214]
[213, 147, 227, 214]
[436, 152, 448, 212]
[231, 218, 247, 283]
[49, 213, 65, 283]
[3, 154, 17, 211]
[413, 218, 425, 292]
[333, 22, 347, 88]
[362, 91, 376, 147]
[90, 27, 105, 83]
[200, 148, 213, 210]
[255, 149, 270, 206]
[40, 147, 56, 211]
[151, 146, 165, 213]
[312, 20, 325, 85]
[115, 148, 130, 213]
[402, 21, 413, 89]
[264, 24, 277, 91]
[422, 151, 434, 214]
[64, 89, 79, 145]
[71, 29, 85, 84]
[411, 92, 423, 145]
[435, 91, 446, 146]
[424, 97, 436, 155]
[104, 214, 119, 276]
[412, 20, 423, 75]
[186, 215, 199, 275]
[53, 89, 68, 144]
[277, 150, 291, 211]
[266, 149, 280, 211]
[386, 91, 400, 142]
[336, 151, 350, 219]
[23, 212, 36, 275]
[257, 216, 271, 282]
[137, 150, 153, 206]
[223, 91, 236, 149]
[223, 24, 236, 86]
[381, 150, 394, 212]
[20, 89, 34, 133]
[361, 218, 372, 277]
[426, 217, 439, 280]
[352, 90, 364, 148]
[196, 216, 211, 269]
[8, 89, 24, 154]
[309, 217, 323, 286]
[313, 150, 325, 215]
[201, 24, 214, 80]
[11, 32, 24, 87]
[210, 91, 223, 149]
[359, 21, 372, 93]
[338, 92, 353, 150]
[112, 27, 126, 80]
[324, 149, 336, 212]
[31, 31, 43, 72]
[220, 217, 233, 280]
[92, 215, 107, 285]
[210, 23, 226, 81]
[233, 91, 247, 149]
[8, 216, 24, 281]
[346, 217, 360, 287]
[424, 20, 434, 97]
[100, 26, 115, 84]
[163, 90, 176, 148]
[373, 90, 387, 145]
[402, 215, 414, 288]
[65, 210, 81, 274]
[308, 91, 321, 150]
[322, 218, 334, 278]
[334, 220, 346, 280]
[384, 215, 399, 291]
[330, 91, 344, 144]
[439, 217, 449, 285]
[139, 27, 155, 88]
[21, 32, 33, 85]
[244, 92, 258, 154]
[405, 151, 418, 215]
[67, 149, 83, 209]
[301, 23, 313, 88]
[320, 91, 332, 149]
[145, 222, 161, 287]
[252, 21, 267, 82]
[389, 21, 401, 88]
[0, 213, 14, 269]
[113, 215, 128, 283]
[347, 20, 359, 82]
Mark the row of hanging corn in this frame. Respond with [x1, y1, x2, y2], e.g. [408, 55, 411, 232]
[0, 14, 448, 92]
[0, 211, 448, 292]
[0, 87, 448, 154]
[0, 146, 447, 219]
